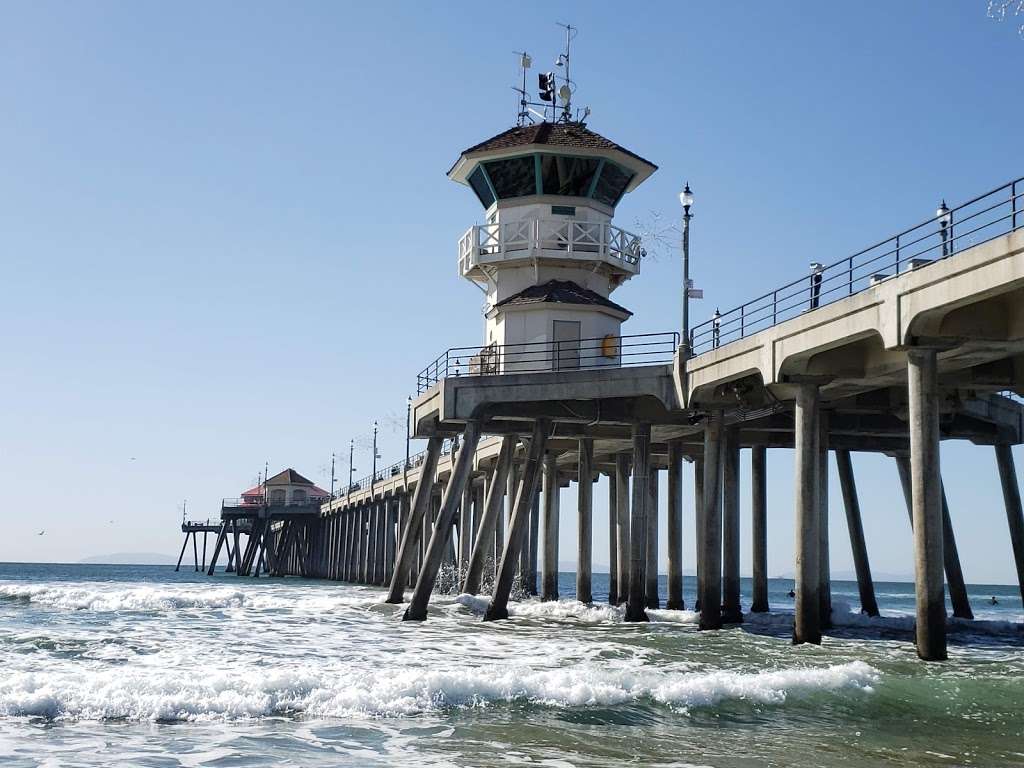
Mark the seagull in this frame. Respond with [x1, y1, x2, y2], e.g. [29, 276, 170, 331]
[37, 530, 45, 536]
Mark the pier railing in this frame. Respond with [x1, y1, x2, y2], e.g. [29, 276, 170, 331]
[690, 176, 1024, 355]
[459, 219, 642, 276]
[333, 439, 456, 500]
[416, 332, 679, 394]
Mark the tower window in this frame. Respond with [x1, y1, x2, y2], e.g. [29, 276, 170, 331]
[592, 162, 634, 207]
[551, 205, 576, 216]
[484, 157, 536, 199]
[541, 155, 599, 197]
[468, 166, 495, 208]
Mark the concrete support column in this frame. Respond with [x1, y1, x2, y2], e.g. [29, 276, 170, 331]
[459, 481, 473, 578]
[836, 449, 879, 617]
[818, 413, 832, 628]
[367, 503, 379, 584]
[463, 436, 516, 595]
[404, 421, 482, 622]
[699, 415, 724, 630]
[607, 471, 619, 605]
[376, 499, 388, 585]
[541, 452, 560, 602]
[750, 446, 769, 613]
[995, 444, 1024, 604]
[666, 441, 684, 610]
[940, 486, 972, 620]
[625, 423, 651, 622]
[576, 438, 594, 604]
[645, 468, 660, 609]
[615, 454, 630, 605]
[896, 457, 973, 620]
[486, 420, 549, 620]
[793, 383, 821, 645]
[384, 498, 397, 585]
[358, 506, 370, 584]
[386, 436, 443, 603]
[694, 456, 705, 611]
[722, 426, 742, 623]
[528, 488, 540, 595]
[907, 348, 947, 661]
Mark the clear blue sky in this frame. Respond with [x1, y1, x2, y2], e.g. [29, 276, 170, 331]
[3, 2, 1023, 584]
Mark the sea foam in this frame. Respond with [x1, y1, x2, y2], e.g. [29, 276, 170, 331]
[0, 583, 381, 614]
[0, 661, 880, 722]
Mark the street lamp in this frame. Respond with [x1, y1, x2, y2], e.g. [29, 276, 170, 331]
[405, 395, 412, 471]
[371, 421, 379, 484]
[679, 183, 694, 359]
[937, 200, 952, 257]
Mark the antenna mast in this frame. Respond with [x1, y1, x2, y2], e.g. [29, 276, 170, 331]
[513, 51, 532, 126]
[555, 22, 577, 122]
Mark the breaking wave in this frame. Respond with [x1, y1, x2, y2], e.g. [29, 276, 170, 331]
[0, 584, 379, 613]
[0, 661, 880, 722]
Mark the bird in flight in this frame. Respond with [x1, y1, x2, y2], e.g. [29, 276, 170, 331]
[37, 530, 45, 536]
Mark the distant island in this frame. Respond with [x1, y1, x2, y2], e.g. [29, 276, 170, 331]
[79, 552, 178, 566]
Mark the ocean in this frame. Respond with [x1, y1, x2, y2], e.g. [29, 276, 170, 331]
[0, 562, 1021, 767]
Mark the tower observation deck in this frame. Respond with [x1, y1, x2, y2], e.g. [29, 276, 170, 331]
[445, 119, 664, 377]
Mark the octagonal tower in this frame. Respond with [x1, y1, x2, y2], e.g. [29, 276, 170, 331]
[448, 120, 657, 372]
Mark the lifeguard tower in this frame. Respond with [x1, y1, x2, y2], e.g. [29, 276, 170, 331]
[447, 45, 657, 375]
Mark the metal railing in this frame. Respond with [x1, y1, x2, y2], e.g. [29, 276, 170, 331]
[332, 439, 457, 500]
[221, 496, 324, 508]
[690, 177, 1024, 355]
[416, 332, 679, 394]
[458, 218, 642, 273]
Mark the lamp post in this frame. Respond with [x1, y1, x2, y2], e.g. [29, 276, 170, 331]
[679, 183, 694, 359]
[347, 439, 355, 500]
[329, 452, 336, 500]
[371, 421, 379, 485]
[937, 199, 952, 258]
[405, 396, 412, 470]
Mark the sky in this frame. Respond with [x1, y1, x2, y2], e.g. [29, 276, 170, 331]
[2, 2, 1023, 584]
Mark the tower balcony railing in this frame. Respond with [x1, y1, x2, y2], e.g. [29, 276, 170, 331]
[416, 332, 678, 394]
[458, 219, 642, 276]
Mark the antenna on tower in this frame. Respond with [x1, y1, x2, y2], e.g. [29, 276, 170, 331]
[513, 51, 532, 126]
[554, 22, 577, 122]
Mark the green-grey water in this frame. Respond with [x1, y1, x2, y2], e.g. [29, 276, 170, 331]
[0, 563, 1021, 766]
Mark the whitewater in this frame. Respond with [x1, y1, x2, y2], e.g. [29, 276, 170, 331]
[0, 564, 1021, 766]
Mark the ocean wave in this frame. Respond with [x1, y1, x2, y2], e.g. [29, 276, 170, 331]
[0, 584, 380, 614]
[0, 661, 879, 722]
[455, 594, 702, 626]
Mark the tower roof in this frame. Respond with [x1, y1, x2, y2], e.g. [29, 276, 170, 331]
[265, 468, 315, 486]
[458, 122, 657, 171]
[448, 121, 657, 195]
[494, 279, 632, 317]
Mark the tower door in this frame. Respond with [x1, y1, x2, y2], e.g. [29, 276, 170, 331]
[552, 320, 581, 371]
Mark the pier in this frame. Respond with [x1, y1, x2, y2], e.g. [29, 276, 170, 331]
[187, 94, 1024, 661]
